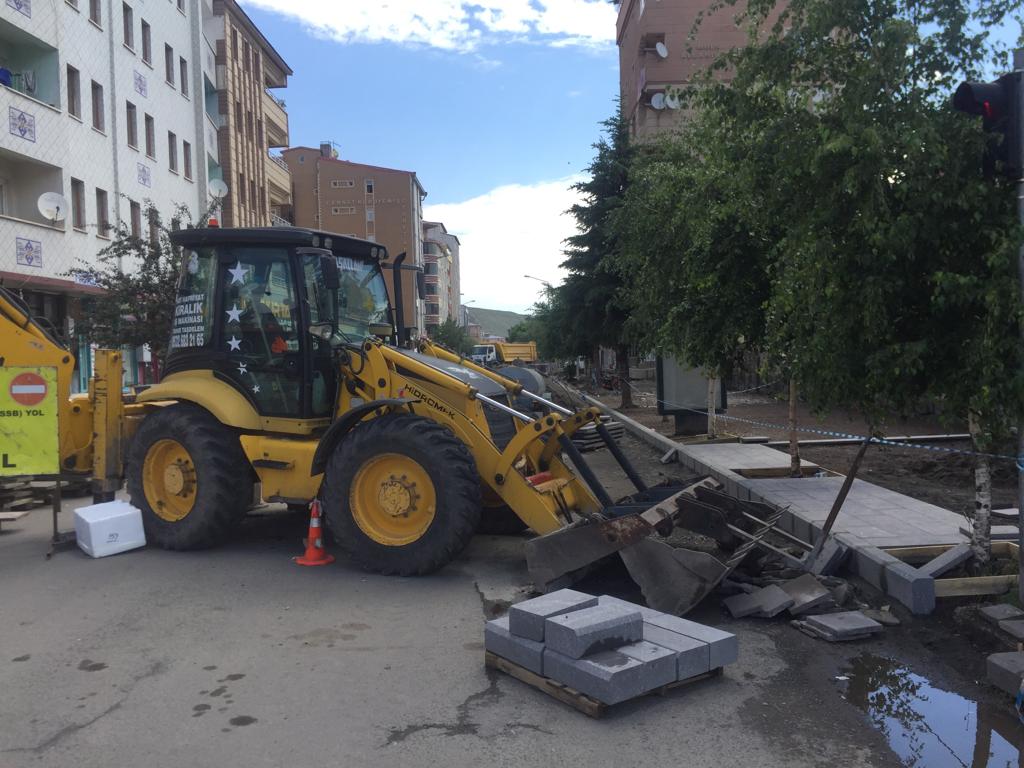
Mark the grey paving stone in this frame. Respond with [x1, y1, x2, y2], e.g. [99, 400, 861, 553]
[980, 603, 1024, 626]
[808, 538, 850, 576]
[804, 611, 883, 639]
[542, 646, 676, 705]
[617, 640, 677, 684]
[508, 588, 598, 641]
[484, 617, 544, 674]
[641, 622, 710, 680]
[999, 619, 1024, 640]
[883, 560, 936, 615]
[918, 543, 972, 578]
[599, 595, 738, 668]
[779, 574, 834, 616]
[544, 603, 642, 659]
[724, 585, 794, 618]
[987, 651, 1024, 695]
[960, 524, 1020, 541]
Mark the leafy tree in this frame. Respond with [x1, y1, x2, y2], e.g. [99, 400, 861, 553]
[559, 106, 637, 407]
[67, 201, 203, 379]
[431, 317, 474, 355]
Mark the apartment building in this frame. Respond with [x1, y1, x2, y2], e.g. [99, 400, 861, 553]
[422, 220, 460, 335]
[284, 144, 427, 337]
[617, 0, 755, 139]
[0, 0, 290, 384]
[205, 0, 291, 227]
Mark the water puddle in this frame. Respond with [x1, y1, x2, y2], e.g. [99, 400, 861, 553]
[840, 654, 1023, 767]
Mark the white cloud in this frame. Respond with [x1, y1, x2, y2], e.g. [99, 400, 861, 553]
[424, 176, 585, 313]
[240, 0, 616, 52]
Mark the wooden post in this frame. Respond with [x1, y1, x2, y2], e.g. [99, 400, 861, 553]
[808, 437, 871, 559]
[706, 375, 717, 438]
[788, 378, 801, 477]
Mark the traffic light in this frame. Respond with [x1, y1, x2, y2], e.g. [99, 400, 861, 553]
[953, 72, 1022, 180]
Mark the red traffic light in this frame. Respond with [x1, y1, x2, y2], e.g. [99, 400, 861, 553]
[953, 72, 1022, 180]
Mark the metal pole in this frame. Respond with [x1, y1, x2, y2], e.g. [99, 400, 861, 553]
[1014, 49, 1024, 604]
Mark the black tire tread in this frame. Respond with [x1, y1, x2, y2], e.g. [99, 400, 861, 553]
[319, 413, 481, 575]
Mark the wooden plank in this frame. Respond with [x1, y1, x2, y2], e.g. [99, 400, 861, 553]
[485, 651, 605, 718]
[0, 511, 29, 522]
[885, 541, 1019, 564]
[934, 574, 1018, 598]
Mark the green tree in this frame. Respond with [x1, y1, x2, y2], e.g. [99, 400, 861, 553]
[67, 201, 202, 379]
[559, 106, 637, 408]
[431, 317, 474, 355]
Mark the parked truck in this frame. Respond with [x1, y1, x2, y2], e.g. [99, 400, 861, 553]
[471, 341, 538, 366]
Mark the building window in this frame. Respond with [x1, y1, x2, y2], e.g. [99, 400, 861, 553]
[164, 45, 174, 84]
[243, 41, 250, 72]
[167, 132, 177, 171]
[90, 81, 104, 131]
[177, 0, 184, 11]
[89, 0, 100, 24]
[95, 188, 109, 236]
[365, 179, 374, 194]
[122, 3, 133, 49]
[144, 113, 154, 158]
[66, 66, 81, 118]
[183, 141, 192, 180]
[365, 209, 375, 222]
[253, 51, 260, 77]
[70, 178, 86, 230]
[256, 120, 263, 147]
[234, 100, 242, 126]
[179, 57, 188, 97]
[141, 20, 151, 64]
[331, 206, 356, 215]
[130, 200, 141, 238]
[250, 180, 256, 211]
[424, 283, 438, 296]
[246, 110, 253, 140]
[126, 101, 137, 147]
[231, 29, 238, 58]
[426, 303, 440, 316]
[238, 174, 246, 207]
[330, 180, 354, 188]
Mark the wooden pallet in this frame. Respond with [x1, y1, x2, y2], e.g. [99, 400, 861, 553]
[484, 651, 722, 718]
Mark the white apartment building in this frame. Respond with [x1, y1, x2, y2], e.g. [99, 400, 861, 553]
[422, 220, 460, 335]
[0, 0, 289, 385]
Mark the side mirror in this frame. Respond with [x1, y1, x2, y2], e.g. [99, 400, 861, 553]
[309, 322, 333, 340]
[321, 254, 340, 290]
[368, 322, 394, 338]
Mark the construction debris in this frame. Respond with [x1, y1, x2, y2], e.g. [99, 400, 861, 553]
[980, 603, 1024, 626]
[723, 585, 794, 618]
[987, 651, 1024, 696]
[485, 589, 737, 712]
[792, 611, 884, 642]
[571, 417, 626, 453]
[779, 574, 835, 616]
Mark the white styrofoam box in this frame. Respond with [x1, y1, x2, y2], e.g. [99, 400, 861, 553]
[74, 500, 146, 558]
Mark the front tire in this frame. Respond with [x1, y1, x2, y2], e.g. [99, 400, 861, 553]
[320, 413, 482, 575]
[127, 404, 252, 550]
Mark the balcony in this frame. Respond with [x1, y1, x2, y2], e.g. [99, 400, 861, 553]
[0, 18, 60, 109]
[262, 90, 288, 148]
[265, 152, 290, 203]
[0, 148, 64, 228]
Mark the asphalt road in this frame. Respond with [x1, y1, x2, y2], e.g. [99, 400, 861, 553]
[0, 441, 910, 768]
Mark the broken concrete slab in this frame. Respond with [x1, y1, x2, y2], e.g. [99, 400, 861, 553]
[804, 611, 883, 640]
[542, 646, 676, 705]
[641, 623, 710, 680]
[544, 603, 643, 659]
[980, 603, 1024, 626]
[998, 619, 1024, 642]
[723, 585, 794, 619]
[808, 538, 850, 577]
[987, 651, 1024, 696]
[598, 595, 739, 669]
[861, 608, 900, 627]
[918, 543, 972, 579]
[779, 574, 834, 616]
[484, 617, 545, 675]
[508, 588, 598, 641]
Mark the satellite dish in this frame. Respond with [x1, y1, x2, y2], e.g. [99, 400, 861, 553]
[665, 91, 680, 110]
[37, 192, 68, 222]
[650, 92, 666, 110]
[208, 179, 229, 199]
[655, 41, 669, 58]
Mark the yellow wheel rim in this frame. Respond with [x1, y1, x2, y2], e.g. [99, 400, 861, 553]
[350, 453, 436, 546]
[142, 438, 197, 522]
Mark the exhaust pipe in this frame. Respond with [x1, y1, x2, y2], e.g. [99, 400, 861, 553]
[392, 251, 407, 346]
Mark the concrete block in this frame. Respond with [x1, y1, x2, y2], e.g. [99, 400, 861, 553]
[804, 611, 883, 640]
[918, 543, 972, 579]
[999, 620, 1024, 641]
[508, 588, 598, 641]
[779, 574, 834, 616]
[723, 585, 794, 618]
[599, 595, 738, 668]
[808, 538, 850, 576]
[883, 560, 936, 615]
[987, 651, 1024, 695]
[618, 640, 677, 684]
[542, 646, 676, 705]
[980, 603, 1024, 626]
[484, 617, 544, 675]
[642, 623, 711, 680]
[544, 603, 642, 659]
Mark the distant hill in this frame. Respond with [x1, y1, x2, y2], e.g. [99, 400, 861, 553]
[467, 307, 527, 339]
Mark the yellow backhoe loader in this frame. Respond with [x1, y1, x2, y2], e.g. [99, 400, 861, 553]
[0, 225, 721, 609]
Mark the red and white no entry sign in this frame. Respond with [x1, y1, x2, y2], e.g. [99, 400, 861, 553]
[10, 371, 48, 406]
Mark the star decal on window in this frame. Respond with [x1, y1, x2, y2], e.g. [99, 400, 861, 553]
[226, 303, 242, 323]
[227, 336, 242, 351]
[228, 261, 248, 284]
[237, 363, 248, 375]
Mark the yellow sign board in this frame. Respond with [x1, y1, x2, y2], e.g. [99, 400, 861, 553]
[0, 366, 59, 476]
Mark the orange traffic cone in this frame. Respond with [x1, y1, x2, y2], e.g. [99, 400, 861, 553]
[294, 499, 334, 566]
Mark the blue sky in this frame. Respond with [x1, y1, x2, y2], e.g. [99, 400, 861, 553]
[241, 0, 621, 312]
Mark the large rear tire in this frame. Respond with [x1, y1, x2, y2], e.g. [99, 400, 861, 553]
[320, 413, 481, 575]
[127, 404, 252, 550]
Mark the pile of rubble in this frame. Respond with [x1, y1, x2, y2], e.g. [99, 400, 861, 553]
[485, 588, 737, 708]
